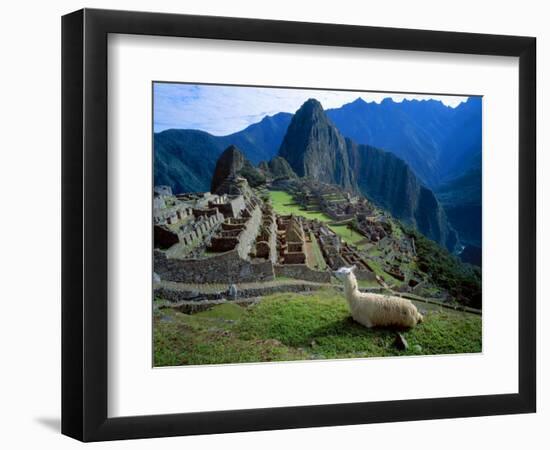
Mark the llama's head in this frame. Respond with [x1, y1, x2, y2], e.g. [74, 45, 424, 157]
[333, 265, 357, 281]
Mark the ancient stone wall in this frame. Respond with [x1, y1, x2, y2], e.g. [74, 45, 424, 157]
[354, 269, 377, 282]
[154, 225, 179, 249]
[274, 264, 331, 283]
[283, 252, 306, 264]
[234, 205, 262, 259]
[209, 237, 239, 252]
[154, 250, 274, 284]
[214, 195, 246, 218]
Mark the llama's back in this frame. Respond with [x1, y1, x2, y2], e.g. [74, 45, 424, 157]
[354, 292, 422, 328]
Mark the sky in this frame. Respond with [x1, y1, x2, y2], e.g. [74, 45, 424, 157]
[153, 82, 470, 136]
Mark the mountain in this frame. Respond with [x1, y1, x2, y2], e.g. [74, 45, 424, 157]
[154, 112, 291, 193]
[346, 140, 457, 250]
[211, 145, 247, 193]
[278, 99, 357, 191]
[156, 97, 482, 194]
[435, 164, 482, 247]
[223, 112, 292, 164]
[210, 145, 260, 196]
[211, 145, 265, 193]
[154, 129, 225, 194]
[278, 99, 458, 250]
[154, 96, 476, 251]
[263, 156, 297, 179]
[326, 97, 482, 188]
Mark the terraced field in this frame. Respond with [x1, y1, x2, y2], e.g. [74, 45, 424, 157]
[269, 190, 332, 222]
[269, 190, 366, 248]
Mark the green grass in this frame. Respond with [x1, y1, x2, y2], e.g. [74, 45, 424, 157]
[364, 259, 394, 284]
[269, 190, 367, 248]
[356, 278, 383, 289]
[309, 232, 327, 270]
[391, 220, 404, 239]
[329, 223, 366, 247]
[154, 288, 482, 366]
[269, 190, 332, 222]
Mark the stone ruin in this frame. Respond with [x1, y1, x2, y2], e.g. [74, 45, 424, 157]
[314, 225, 377, 282]
[253, 204, 277, 263]
[153, 178, 279, 284]
[355, 213, 392, 242]
[277, 215, 307, 265]
[153, 171, 420, 288]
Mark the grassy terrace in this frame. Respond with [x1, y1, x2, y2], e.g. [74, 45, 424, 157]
[269, 190, 367, 248]
[154, 288, 482, 366]
[330, 223, 366, 247]
[269, 190, 332, 222]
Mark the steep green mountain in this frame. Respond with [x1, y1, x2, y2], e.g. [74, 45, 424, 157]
[278, 99, 357, 191]
[436, 165, 482, 248]
[346, 140, 458, 250]
[211, 145, 265, 193]
[210, 145, 264, 195]
[154, 113, 291, 193]
[154, 129, 225, 194]
[264, 156, 297, 180]
[278, 99, 457, 250]
[406, 226, 481, 308]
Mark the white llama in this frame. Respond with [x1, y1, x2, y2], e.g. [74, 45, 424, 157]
[334, 266, 423, 328]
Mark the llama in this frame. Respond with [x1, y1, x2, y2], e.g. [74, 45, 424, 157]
[334, 266, 423, 328]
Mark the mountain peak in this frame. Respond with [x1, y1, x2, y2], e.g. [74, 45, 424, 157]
[210, 145, 246, 193]
[295, 98, 324, 116]
[278, 98, 356, 190]
[220, 144, 244, 164]
[351, 97, 368, 105]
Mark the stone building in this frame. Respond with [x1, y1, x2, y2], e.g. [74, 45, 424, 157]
[153, 178, 277, 284]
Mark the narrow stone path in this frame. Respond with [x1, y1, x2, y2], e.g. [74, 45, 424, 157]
[157, 278, 333, 293]
[155, 278, 481, 315]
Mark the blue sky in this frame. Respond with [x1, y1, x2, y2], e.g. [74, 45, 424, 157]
[153, 83, 469, 136]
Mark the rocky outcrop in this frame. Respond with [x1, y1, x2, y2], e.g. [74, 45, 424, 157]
[211, 145, 247, 193]
[265, 156, 297, 179]
[211, 145, 265, 194]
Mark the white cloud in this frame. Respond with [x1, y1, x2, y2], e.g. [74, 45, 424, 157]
[153, 83, 469, 135]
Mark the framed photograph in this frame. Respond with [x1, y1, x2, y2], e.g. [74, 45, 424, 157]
[61, 8, 536, 442]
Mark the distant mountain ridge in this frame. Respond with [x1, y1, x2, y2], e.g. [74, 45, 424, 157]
[154, 112, 291, 193]
[155, 97, 481, 193]
[278, 99, 457, 250]
[326, 96, 482, 187]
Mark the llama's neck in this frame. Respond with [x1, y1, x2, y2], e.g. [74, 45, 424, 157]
[343, 274, 360, 305]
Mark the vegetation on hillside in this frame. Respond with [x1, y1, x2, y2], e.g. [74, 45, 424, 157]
[238, 163, 266, 188]
[405, 227, 482, 308]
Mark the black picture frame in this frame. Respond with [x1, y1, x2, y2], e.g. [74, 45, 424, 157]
[61, 8, 536, 442]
